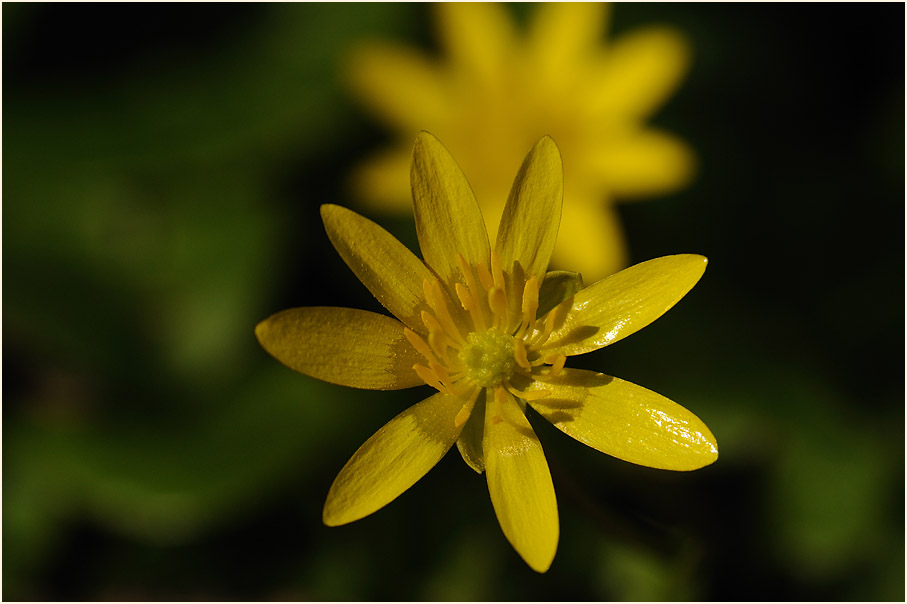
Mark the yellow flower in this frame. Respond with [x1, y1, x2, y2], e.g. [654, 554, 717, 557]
[256, 133, 716, 573]
[346, 2, 696, 281]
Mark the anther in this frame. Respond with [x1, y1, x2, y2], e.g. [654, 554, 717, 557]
[513, 337, 532, 372]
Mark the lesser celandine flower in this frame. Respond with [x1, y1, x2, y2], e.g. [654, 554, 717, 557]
[347, 2, 695, 281]
[256, 133, 717, 572]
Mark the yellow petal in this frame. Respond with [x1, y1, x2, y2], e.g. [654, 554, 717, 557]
[484, 390, 559, 573]
[580, 129, 696, 197]
[255, 307, 422, 390]
[526, 368, 718, 471]
[323, 391, 465, 526]
[582, 26, 692, 121]
[550, 197, 628, 282]
[345, 42, 451, 131]
[321, 204, 433, 331]
[455, 394, 485, 473]
[538, 270, 584, 318]
[541, 255, 707, 356]
[436, 2, 516, 87]
[349, 146, 415, 211]
[495, 136, 563, 283]
[526, 2, 610, 88]
[411, 132, 490, 281]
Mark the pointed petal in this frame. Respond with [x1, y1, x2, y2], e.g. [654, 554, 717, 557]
[484, 390, 559, 573]
[495, 136, 563, 283]
[550, 198, 628, 283]
[255, 307, 422, 390]
[526, 368, 718, 471]
[323, 392, 465, 526]
[455, 395, 486, 473]
[582, 26, 692, 121]
[345, 42, 451, 131]
[321, 204, 433, 331]
[349, 145, 415, 211]
[411, 132, 490, 281]
[541, 255, 707, 356]
[581, 129, 696, 197]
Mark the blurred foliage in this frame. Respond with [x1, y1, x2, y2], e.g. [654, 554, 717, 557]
[3, 2, 904, 601]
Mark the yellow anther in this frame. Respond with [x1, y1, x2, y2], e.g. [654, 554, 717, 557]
[454, 387, 481, 428]
[516, 275, 540, 338]
[532, 299, 571, 348]
[427, 279, 466, 346]
[488, 286, 508, 328]
[421, 310, 445, 338]
[428, 330, 450, 363]
[490, 386, 509, 425]
[456, 282, 486, 331]
[506, 383, 552, 401]
[490, 250, 505, 290]
[513, 337, 532, 372]
[545, 353, 566, 378]
[404, 327, 435, 364]
[476, 260, 495, 291]
[413, 364, 445, 393]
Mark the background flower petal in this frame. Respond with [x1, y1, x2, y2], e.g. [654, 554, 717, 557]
[551, 198, 628, 280]
[484, 391, 559, 573]
[411, 131, 490, 281]
[321, 204, 433, 331]
[541, 254, 707, 356]
[579, 129, 696, 197]
[581, 25, 692, 121]
[526, 368, 718, 471]
[345, 42, 451, 131]
[349, 145, 413, 211]
[323, 391, 465, 526]
[255, 307, 423, 390]
[526, 2, 610, 92]
[436, 2, 516, 88]
[494, 135, 563, 283]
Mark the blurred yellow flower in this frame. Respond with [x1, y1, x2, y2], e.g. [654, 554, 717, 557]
[256, 133, 716, 572]
[347, 2, 696, 281]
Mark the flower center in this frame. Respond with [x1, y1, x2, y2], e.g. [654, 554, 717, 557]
[458, 329, 516, 388]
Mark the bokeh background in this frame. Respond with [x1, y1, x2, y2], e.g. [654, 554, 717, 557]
[3, 3, 904, 601]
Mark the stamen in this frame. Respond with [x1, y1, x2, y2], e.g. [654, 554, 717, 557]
[454, 386, 481, 428]
[516, 275, 539, 339]
[531, 300, 571, 348]
[455, 282, 486, 331]
[476, 260, 495, 291]
[490, 386, 509, 425]
[490, 250, 505, 290]
[505, 382, 551, 401]
[487, 286, 509, 328]
[546, 353, 566, 377]
[426, 279, 466, 346]
[404, 328, 436, 365]
[413, 363, 446, 393]
[513, 337, 532, 372]
[428, 329, 450, 363]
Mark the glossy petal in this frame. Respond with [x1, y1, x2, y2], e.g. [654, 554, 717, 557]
[255, 307, 423, 390]
[455, 395, 486, 473]
[411, 132, 490, 282]
[550, 198, 628, 281]
[484, 391, 559, 573]
[581, 129, 696, 197]
[526, 368, 718, 471]
[346, 43, 451, 131]
[541, 255, 707, 356]
[582, 26, 692, 121]
[495, 136, 563, 283]
[323, 392, 465, 526]
[321, 204, 433, 331]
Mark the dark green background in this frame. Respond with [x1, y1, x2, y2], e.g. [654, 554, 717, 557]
[4, 3, 904, 600]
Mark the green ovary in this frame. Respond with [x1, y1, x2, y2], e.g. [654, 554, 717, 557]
[458, 329, 516, 387]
